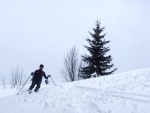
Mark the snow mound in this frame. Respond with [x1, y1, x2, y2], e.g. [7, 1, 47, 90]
[0, 68, 150, 113]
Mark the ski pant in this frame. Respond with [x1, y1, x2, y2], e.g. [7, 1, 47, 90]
[29, 79, 41, 91]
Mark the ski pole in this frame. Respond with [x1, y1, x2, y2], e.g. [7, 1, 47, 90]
[17, 74, 31, 95]
[50, 76, 56, 86]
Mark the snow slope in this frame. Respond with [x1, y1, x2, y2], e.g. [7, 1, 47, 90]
[0, 68, 150, 113]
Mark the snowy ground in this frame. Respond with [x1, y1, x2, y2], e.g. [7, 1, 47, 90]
[0, 68, 150, 113]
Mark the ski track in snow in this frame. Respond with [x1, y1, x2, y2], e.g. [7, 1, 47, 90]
[0, 68, 150, 113]
[76, 86, 150, 103]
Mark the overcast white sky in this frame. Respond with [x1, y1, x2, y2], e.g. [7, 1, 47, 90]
[0, 0, 150, 82]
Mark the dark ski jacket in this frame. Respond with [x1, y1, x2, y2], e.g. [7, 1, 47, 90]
[32, 69, 48, 81]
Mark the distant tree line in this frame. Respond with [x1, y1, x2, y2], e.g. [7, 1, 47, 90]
[0, 67, 26, 89]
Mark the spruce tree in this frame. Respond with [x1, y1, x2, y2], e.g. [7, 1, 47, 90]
[79, 21, 117, 79]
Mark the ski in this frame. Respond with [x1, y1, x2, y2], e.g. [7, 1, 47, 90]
[28, 90, 39, 94]
[29, 90, 32, 94]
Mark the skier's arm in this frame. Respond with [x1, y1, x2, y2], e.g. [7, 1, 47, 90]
[30, 70, 37, 80]
[43, 72, 48, 79]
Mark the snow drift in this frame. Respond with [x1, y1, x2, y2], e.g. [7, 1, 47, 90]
[0, 68, 150, 113]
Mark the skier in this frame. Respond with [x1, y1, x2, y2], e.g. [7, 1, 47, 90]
[28, 64, 50, 93]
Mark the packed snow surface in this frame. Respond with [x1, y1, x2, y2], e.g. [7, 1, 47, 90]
[0, 68, 150, 113]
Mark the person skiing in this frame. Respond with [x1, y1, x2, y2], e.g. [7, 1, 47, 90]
[28, 64, 50, 92]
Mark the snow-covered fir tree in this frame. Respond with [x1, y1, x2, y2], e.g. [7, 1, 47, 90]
[79, 21, 117, 79]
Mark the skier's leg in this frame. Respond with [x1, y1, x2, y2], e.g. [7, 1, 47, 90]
[28, 80, 36, 91]
[34, 80, 41, 92]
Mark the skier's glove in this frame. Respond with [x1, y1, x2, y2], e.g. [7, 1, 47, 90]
[45, 79, 49, 85]
[31, 72, 34, 76]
